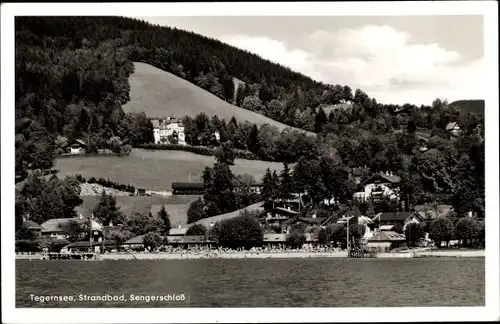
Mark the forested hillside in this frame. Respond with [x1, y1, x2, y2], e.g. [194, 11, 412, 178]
[15, 16, 487, 243]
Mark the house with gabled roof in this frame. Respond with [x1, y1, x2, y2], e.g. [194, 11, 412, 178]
[353, 172, 401, 201]
[446, 122, 461, 138]
[366, 231, 407, 250]
[40, 216, 104, 240]
[21, 219, 43, 237]
[371, 211, 425, 233]
[69, 139, 87, 154]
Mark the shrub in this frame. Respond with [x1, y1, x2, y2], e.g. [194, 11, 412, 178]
[286, 230, 306, 249]
[404, 222, 422, 247]
[187, 198, 206, 224]
[136, 143, 261, 161]
[186, 223, 207, 236]
[455, 217, 480, 247]
[429, 217, 454, 247]
[209, 213, 263, 249]
[143, 232, 163, 251]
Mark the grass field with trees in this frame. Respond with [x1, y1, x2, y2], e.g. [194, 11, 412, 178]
[54, 148, 283, 191]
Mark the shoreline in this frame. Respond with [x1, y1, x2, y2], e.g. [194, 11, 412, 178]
[16, 249, 485, 260]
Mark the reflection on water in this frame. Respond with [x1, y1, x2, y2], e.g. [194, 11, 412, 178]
[16, 258, 484, 307]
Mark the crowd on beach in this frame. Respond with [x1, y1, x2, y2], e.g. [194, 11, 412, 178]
[105, 245, 346, 259]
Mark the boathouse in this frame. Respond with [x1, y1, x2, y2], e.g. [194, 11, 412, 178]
[365, 231, 406, 251]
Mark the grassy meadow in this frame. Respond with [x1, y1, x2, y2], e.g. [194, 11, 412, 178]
[77, 195, 198, 225]
[54, 149, 283, 191]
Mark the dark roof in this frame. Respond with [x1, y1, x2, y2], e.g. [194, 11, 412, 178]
[360, 173, 401, 186]
[368, 231, 406, 242]
[393, 107, 408, 114]
[298, 217, 327, 224]
[23, 220, 42, 229]
[71, 139, 86, 146]
[172, 182, 204, 190]
[275, 207, 299, 216]
[65, 240, 116, 248]
[123, 235, 146, 245]
[193, 201, 265, 228]
[372, 212, 413, 222]
[166, 235, 209, 244]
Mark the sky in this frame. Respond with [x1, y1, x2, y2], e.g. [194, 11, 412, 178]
[134, 15, 484, 106]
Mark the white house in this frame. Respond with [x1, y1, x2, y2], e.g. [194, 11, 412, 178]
[69, 139, 87, 154]
[353, 172, 401, 201]
[152, 115, 186, 145]
[446, 122, 461, 137]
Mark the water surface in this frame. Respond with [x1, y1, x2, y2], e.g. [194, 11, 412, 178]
[16, 258, 484, 307]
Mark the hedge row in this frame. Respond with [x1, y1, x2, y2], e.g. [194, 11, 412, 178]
[75, 174, 136, 193]
[57, 152, 130, 158]
[136, 143, 260, 161]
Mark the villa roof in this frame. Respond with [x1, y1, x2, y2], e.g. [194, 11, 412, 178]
[446, 122, 459, 131]
[71, 139, 87, 146]
[151, 119, 160, 128]
[372, 212, 413, 222]
[168, 227, 189, 236]
[23, 220, 42, 230]
[123, 235, 146, 245]
[368, 231, 406, 242]
[41, 217, 103, 233]
[65, 240, 116, 249]
[360, 172, 401, 186]
[298, 217, 326, 224]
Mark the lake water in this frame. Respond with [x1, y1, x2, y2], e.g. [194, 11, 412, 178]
[16, 258, 484, 307]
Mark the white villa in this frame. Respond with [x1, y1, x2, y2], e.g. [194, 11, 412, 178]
[353, 172, 401, 201]
[152, 115, 186, 145]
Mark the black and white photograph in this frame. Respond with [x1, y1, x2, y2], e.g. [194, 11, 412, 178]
[1, 2, 499, 323]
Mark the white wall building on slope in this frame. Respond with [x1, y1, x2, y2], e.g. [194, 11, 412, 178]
[152, 115, 186, 145]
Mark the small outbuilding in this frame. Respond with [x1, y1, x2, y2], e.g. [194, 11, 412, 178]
[365, 231, 406, 251]
[69, 139, 87, 154]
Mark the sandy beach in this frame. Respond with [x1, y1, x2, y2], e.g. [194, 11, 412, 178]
[16, 249, 485, 261]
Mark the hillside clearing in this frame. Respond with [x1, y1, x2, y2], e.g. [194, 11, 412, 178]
[77, 195, 198, 225]
[54, 149, 283, 191]
[123, 62, 314, 135]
